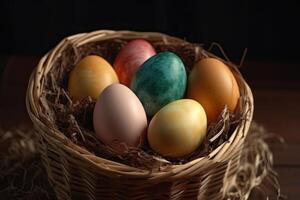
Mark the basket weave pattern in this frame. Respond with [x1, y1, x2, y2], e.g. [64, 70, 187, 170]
[26, 30, 254, 200]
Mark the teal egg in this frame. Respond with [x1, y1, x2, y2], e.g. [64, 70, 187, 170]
[130, 51, 187, 117]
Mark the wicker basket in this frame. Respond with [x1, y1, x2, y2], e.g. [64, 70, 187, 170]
[26, 30, 254, 200]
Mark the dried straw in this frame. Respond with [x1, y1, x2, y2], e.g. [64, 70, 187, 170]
[0, 123, 283, 200]
[0, 126, 56, 200]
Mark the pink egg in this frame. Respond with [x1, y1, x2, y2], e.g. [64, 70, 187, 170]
[114, 39, 156, 86]
[93, 84, 148, 153]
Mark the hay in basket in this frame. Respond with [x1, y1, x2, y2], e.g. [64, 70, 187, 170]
[26, 30, 265, 200]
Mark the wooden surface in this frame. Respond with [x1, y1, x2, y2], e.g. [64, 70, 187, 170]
[0, 56, 299, 199]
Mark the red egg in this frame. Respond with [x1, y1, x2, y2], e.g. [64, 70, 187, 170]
[114, 39, 156, 86]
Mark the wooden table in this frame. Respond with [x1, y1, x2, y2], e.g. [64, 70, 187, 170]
[0, 56, 299, 199]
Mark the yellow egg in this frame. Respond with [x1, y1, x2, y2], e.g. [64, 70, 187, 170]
[187, 58, 240, 123]
[147, 99, 207, 158]
[68, 55, 119, 101]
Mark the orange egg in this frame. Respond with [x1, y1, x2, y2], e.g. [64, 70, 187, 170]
[187, 58, 240, 123]
[68, 55, 119, 101]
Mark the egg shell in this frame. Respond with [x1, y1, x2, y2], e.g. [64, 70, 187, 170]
[93, 83, 147, 152]
[130, 51, 187, 117]
[187, 58, 240, 123]
[114, 39, 156, 86]
[68, 55, 119, 101]
[147, 99, 207, 158]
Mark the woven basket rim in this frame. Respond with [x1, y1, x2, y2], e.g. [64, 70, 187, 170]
[26, 30, 254, 178]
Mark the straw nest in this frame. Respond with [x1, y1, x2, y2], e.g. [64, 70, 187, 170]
[26, 30, 259, 200]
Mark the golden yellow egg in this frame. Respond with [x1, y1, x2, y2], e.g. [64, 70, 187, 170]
[68, 55, 119, 101]
[147, 99, 207, 158]
[187, 58, 240, 123]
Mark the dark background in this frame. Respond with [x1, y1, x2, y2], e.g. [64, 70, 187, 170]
[0, 0, 299, 62]
[1, 0, 300, 88]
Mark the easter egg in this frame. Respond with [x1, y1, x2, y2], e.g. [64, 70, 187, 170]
[114, 39, 156, 86]
[147, 99, 207, 158]
[68, 55, 119, 101]
[93, 84, 147, 152]
[187, 58, 240, 123]
[130, 52, 187, 117]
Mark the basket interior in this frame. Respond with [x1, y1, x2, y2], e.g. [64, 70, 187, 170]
[36, 35, 249, 170]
